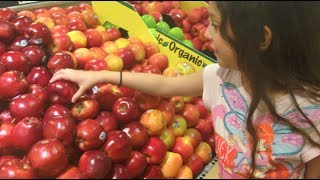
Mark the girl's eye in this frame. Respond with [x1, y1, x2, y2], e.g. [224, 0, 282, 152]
[211, 23, 220, 31]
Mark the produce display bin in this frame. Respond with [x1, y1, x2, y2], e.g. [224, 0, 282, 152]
[1, 1, 217, 179]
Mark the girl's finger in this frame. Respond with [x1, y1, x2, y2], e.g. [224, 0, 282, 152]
[72, 87, 85, 103]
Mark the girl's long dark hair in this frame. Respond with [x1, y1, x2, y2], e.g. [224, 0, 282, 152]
[215, 1, 320, 178]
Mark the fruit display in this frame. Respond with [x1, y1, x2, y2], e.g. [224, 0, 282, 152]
[0, 2, 215, 179]
[129, 1, 216, 59]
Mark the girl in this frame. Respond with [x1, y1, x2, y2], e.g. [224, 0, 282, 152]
[50, 1, 320, 178]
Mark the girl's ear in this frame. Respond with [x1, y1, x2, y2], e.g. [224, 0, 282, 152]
[260, 25, 272, 51]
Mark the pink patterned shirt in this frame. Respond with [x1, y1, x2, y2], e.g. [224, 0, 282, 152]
[202, 63, 320, 179]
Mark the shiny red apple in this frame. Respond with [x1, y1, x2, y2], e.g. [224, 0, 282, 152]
[122, 121, 149, 149]
[104, 130, 132, 163]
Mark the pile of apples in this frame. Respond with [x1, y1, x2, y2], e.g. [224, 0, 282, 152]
[129, 1, 215, 58]
[0, 2, 215, 179]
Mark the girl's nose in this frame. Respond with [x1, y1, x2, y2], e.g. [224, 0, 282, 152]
[204, 25, 213, 40]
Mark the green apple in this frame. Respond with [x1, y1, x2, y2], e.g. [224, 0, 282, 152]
[182, 40, 194, 48]
[149, 28, 158, 38]
[168, 27, 184, 41]
[156, 21, 170, 33]
[103, 21, 118, 29]
[142, 14, 156, 28]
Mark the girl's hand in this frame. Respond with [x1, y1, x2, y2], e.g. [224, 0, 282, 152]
[49, 69, 102, 103]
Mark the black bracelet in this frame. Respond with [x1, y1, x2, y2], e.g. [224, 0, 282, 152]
[118, 71, 122, 87]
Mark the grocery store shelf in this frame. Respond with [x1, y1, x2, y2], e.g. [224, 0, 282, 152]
[197, 156, 218, 179]
[8, 1, 91, 11]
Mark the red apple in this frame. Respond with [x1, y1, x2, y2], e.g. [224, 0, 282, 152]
[9, 93, 44, 121]
[0, 20, 15, 42]
[100, 41, 119, 54]
[112, 97, 139, 124]
[0, 51, 31, 75]
[24, 22, 52, 46]
[205, 133, 215, 152]
[43, 104, 71, 122]
[169, 96, 185, 112]
[104, 130, 132, 163]
[125, 151, 147, 178]
[186, 154, 204, 176]
[182, 19, 192, 33]
[107, 164, 131, 179]
[187, 8, 203, 24]
[184, 32, 192, 40]
[67, 30, 87, 49]
[150, 11, 163, 22]
[194, 97, 209, 119]
[11, 117, 43, 152]
[95, 111, 118, 133]
[11, 16, 33, 35]
[106, 27, 122, 41]
[191, 23, 206, 37]
[199, 7, 209, 19]
[199, 27, 209, 42]
[0, 71, 28, 100]
[33, 9, 52, 19]
[85, 29, 103, 48]
[67, 11, 84, 21]
[117, 47, 136, 70]
[0, 123, 15, 155]
[172, 136, 194, 162]
[78, 3, 93, 12]
[48, 7, 66, 16]
[141, 137, 167, 164]
[9, 36, 29, 52]
[81, 10, 99, 28]
[71, 97, 100, 120]
[146, 1, 164, 14]
[47, 51, 75, 73]
[143, 165, 163, 179]
[119, 86, 135, 98]
[65, 6, 80, 14]
[72, 48, 94, 69]
[162, 66, 183, 77]
[195, 119, 211, 140]
[143, 41, 160, 59]
[57, 166, 87, 179]
[0, 158, 36, 179]
[52, 14, 69, 26]
[192, 37, 203, 51]
[201, 18, 209, 27]
[22, 45, 47, 66]
[201, 41, 215, 52]
[0, 155, 18, 167]
[0, 41, 6, 57]
[157, 100, 175, 126]
[67, 18, 87, 32]
[122, 121, 149, 149]
[181, 104, 200, 127]
[0, 110, 15, 124]
[26, 66, 52, 87]
[49, 33, 74, 54]
[46, 80, 79, 105]
[84, 59, 108, 71]
[78, 150, 112, 179]
[43, 116, 76, 146]
[28, 84, 48, 106]
[0, 62, 4, 76]
[183, 128, 202, 149]
[17, 11, 36, 22]
[128, 42, 145, 62]
[129, 63, 143, 72]
[147, 53, 169, 72]
[35, 17, 55, 30]
[134, 91, 161, 111]
[27, 139, 68, 178]
[76, 119, 106, 151]
[90, 47, 106, 60]
[195, 142, 212, 164]
[168, 8, 186, 26]
[133, 4, 146, 16]
[90, 83, 123, 111]
[162, 1, 174, 14]
[0, 8, 17, 22]
[51, 25, 69, 34]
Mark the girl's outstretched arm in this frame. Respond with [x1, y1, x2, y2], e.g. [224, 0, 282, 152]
[50, 69, 203, 103]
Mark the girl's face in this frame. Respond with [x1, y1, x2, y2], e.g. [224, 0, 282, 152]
[205, 2, 238, 70]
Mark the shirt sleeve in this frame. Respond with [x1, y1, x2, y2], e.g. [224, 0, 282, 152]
[300, 139, 320, 163]
[202, 63, 221, 110]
